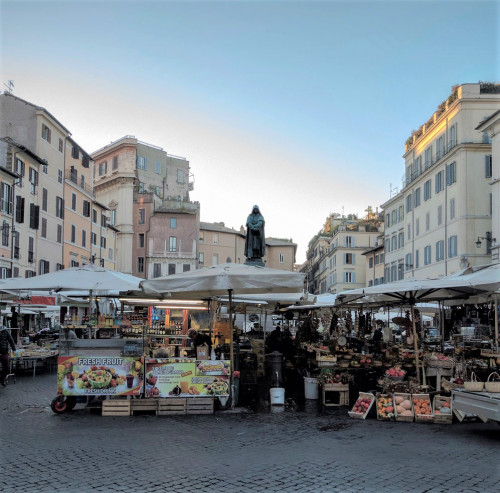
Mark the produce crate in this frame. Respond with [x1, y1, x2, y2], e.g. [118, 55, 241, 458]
[322, 383, 349, 407]
[412, 394, 434, 423]
[158, 398, 187, 416]
[376, 393, 395, 421]
[433, 395, 453, 424]
[102, 399, 131, 417]
[186, 397, 214, 415]
[394, 393, 414, 422]
[348, 392, 375, 419]
[131, 399, 158, 415]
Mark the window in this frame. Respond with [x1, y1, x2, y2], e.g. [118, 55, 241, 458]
[39, 259, 49, 275]
[112, 156, 118, 170]
[345, 236, 353, 247]
[414, 188, 421, 207]
[436, 240, 445, 261]
[58, 169, 63, 183]
[40, 217, 46, 237]
[137, 257, 144, 273]
[42, 163, 48, 174]
[437, 205, 443, 226]
[59, 138, 63, 152]
[446, 162, 456, 185]
[380, 253, 384, 263]
[199, 252, 204, 264]
[15, 158, 25, 186]
[183, 264, 191, 272]
[398, 206, 404, 222]
[108, 248, 113, 261]
[83, 200, 90, 217]
[98, 161, 107, 175]
[56, 263, 64, 271]
[169, 236, 177, 252]
[424, 245, 432, 265]
[450, 198, 455, 220]
[170, 218, 177, 229]
[391, 210, 397, 225]
[449, 123, 457, 149]
[391, 235, 397, 251]
[177, 169, 184, 183]
[155, 186, 162, 197]
[71, 145, 79, 159]
[29, 203, 40, 229]
[435, 171, 444, 193]
[101, 214, 107, 227]
[0, 183, 12, 214]
[80, 175, 86, 189]
[448, 235, 458, 258]
[57, 224, 62, 243]
[91, 208, 96, 223]
[15, 196, 25, 223]
[110, 210, 116, 226]
[137, 156, 147, 169]
[82, 156, 89, 168]
[138, 208, 145, 224]
[483, 132, 492, 144]
[212, 253, 218, 266]
[56, 197, 64, 219]
[28, 237, 34, 263]
[436, 135, 445, 160]
[91, 232, 97, 245]
[41, 124, 51, 143]
[138, 233, 145, 248]
[415, 250, 419, 269]
[100, 237, 106, 249]
[368, 280, 373, 287]
[71, 225, 76, 243]
[485, 155, 492, 178]
[1, 221, 9, 246]
[82, 230, 87, 248]
[344, 253, 354, 264]
[424, 146, 433, 169]
[407, 224, 411, 240]
[155, 161, 161, 174]
[29, 168, 38, 194]
[138, 182, 145, 193]
[424, 179, 432, 201]
[398, 232, 404, 249]
[213, 233, 219, 245]
[406, 194, 412, 213]
[426, 213, 430, 231]
[386, 214, 391, 227]
[415, 218, 420, 236]
[405, 253, 412, 271]
[374, 254, 379, 265]
[279, 253, 284, 263]
[71, 193, 77, 211]
[168, 263, 176, 275]
[398, 263, 404, 280]
[70, 259, 79, 267]
[42, 188, 48, 212]
[343, 271, 355, 283]
[153, 263, 162, 278]
[369, 257, 373, 268]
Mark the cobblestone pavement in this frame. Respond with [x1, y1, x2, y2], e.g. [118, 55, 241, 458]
[1, 374, 499, 493]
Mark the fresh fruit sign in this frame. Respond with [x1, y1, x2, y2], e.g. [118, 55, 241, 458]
[57, 356, 143, 396]
[145, 358, 230, 398]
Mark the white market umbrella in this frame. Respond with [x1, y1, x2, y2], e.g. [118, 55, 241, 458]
[140, 262, 306, 401]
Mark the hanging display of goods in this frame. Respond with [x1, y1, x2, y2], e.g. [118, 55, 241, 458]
[413, 394, 434, 423]
[485, 372, 500, 393]
[348, 392, 376, 420]
[394, 393, 414, 422]
[376, 393, 395, 421]
[433, 396, 453, 424]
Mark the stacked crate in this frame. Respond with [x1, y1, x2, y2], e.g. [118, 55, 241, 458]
[102, 399, 131, 417]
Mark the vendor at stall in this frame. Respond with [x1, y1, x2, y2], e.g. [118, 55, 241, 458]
[187, 329, 212, 351]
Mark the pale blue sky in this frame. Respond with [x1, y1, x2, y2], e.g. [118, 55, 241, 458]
[1, 0, 498, 264]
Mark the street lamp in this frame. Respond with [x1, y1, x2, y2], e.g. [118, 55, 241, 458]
[476, 231, 496, 248]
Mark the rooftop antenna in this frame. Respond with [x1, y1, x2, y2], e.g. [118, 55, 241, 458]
[389, 183, 398, 198]
[3, 80, 14, 93]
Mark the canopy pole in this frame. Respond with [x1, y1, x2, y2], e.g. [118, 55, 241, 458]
[228, 289, 234, 409]
[88, 289, 93, 339]
[494, 294, 498, 351]
[411, 303, 420, 385]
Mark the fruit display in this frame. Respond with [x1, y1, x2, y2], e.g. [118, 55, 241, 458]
[348, 392, 375, 419]
[376, 394, 395, 420]
[433, 396, 453, 423]
[394, 393, 414, 421]
[413, 394, 433, 422]
[385, 366, 406, 380]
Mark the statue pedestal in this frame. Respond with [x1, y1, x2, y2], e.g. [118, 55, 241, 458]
[244, 258, 265, 267]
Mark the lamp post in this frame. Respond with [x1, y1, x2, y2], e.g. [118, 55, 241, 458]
[476, 232, 496, 249]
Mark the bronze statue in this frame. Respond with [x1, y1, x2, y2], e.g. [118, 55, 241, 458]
[244, 205, 265, 266]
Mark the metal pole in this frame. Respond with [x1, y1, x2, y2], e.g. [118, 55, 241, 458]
[494, 294, 498, 351]
[228, 290, 234, 409]
[411, 303, 420, 384]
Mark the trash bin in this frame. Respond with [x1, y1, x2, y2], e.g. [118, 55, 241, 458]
[266, 351, 284, 387]
[304, 377, 319, 400]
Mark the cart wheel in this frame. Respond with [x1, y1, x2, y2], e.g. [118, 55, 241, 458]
[65, 397, 77, 411]
[51, 396, 69, 414]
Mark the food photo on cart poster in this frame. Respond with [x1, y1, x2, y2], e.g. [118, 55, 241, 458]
[57, 356, 143, 396]
[145, 358, 230, 398]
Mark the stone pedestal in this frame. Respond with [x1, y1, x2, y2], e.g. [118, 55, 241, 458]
[244, 258, 265, 267]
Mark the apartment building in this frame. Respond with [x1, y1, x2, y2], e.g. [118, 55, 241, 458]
[0, 165, 17, 278]
[264, 238, 297, 270]
[362, 242, 385, 287]
[385, 82, 500, 280]
[91, 136, 199, 277]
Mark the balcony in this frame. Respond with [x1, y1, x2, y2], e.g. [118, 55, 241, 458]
[155, 197, 200, 214]
[65, 169, 95, 197]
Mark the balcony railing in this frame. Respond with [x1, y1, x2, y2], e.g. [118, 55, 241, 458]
[64, 170, 95, 197]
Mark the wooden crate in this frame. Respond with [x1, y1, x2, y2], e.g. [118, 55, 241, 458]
[102, 399, 131, 417]
[322, 383, 349, 407]
[433, 395, 453, 424]
[376, 393, 395, 421]
[131, 399, 158, 415]
[158, 398, 187, 416]
[348, 392, 375, 419]
[394, 393, 414, 422]
[186, 397, 214, 415]
[413, 394, 434, 423]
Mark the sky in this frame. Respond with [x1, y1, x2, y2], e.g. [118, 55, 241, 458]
[0, 0, 498, 265]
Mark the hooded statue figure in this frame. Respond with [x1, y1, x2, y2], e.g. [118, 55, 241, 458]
[245, 205, 265, 262]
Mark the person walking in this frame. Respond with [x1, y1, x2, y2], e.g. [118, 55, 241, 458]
[0, 324, 16, 386]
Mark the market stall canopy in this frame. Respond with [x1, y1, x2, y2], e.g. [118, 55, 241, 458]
[448, 262, 500, 293]
[0, 264, 143, 295]
[140, 262, 306, 299]
[217, 291, 315, 307]
[282, 293, 337, 311]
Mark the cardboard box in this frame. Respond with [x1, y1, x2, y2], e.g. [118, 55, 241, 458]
[196, 344, 209, 360]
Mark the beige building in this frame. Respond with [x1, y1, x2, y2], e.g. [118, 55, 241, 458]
[386, 82, 500, 280]
[362, 242, 385, 287]
[0, 164, 17, 278]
